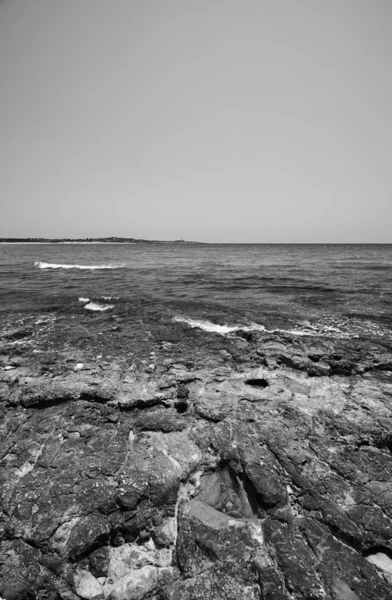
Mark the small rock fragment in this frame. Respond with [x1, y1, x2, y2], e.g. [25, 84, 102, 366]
[74, 570, 103, 600]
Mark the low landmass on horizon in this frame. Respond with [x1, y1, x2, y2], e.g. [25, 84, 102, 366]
[0, 237, 202, 244]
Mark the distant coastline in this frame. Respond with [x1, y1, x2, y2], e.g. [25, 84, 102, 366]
[0, 237, 202, 244]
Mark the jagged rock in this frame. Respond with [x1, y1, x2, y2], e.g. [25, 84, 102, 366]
[66, 514, 110, 561]
[163, 566, 261, 600]
[196, 469, 256, 518]
[107, 565, 158, 600]
[1, 309, 392, 599]
[241, 446, 287, 508]
[106, 543, 155, 581]
[133, 408, 187, 432]
[366, 551, 392, 580]
[0, 540, 43, 600]
[74, 570, 104, 600]
[152, 518, 176, 548]
[89, 547, 110, 578]
[116, 430, 201, 509]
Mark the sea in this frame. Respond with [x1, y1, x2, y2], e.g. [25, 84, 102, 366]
[1, 243, 391, 340]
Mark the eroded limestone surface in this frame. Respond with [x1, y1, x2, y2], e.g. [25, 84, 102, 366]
[1, 308, 392, 599]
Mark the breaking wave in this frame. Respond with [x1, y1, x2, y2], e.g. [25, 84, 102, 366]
[34, 262, 125, 270]
[84, 302, 114, 312]
[174, 316, 390, 339]
[173, 316, 356, 338]
[79, 296, 119, 303]
[173, 316, 267, 335]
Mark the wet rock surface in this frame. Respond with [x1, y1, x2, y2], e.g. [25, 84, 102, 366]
[1, 308, 392, 599]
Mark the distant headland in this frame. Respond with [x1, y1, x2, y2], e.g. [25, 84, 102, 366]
[0, 237, 202, 244]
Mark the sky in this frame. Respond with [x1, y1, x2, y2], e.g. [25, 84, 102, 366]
[0, 0, 391, 242]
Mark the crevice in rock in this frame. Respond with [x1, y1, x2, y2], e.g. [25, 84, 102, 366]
[328, 362, 354, 376]
[117, 397, 165, 411]
[373, 434, 392, 454]
[80, 392, 113, 403]
[235, 330, 254, 342]
[177, 376, 200, 385]
[316, 518, 363, 554]
[4, 328, 32, 341]
[26, 397, 72, 409]
[365, 363, 392, 373]
[363, 546, 392, 560]
[174, 400, 188, 414]
[238, 470, 267, 514]
[244, 378, 269, 388]
[69, 533, 110, 563]
[354, 440, 371, 450]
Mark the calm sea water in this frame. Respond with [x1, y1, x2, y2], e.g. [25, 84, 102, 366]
[1, 243, 391, 339]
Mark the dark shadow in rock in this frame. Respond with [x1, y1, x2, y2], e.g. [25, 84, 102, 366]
[175, 400, 188, 414]
[235, 330, 254, 342]
[80, 392, 112, 403]
[315, 519, 363, 554]
[26, 397, 71, 409]
[240, 471, 267, 514]
[244, 378, 269, 388]
[363, 546, 392, 560]
[374, 434, 392, 454]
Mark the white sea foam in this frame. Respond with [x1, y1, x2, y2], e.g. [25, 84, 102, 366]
[78, 297, 90, 303]
[35, 317, 53, 324]
[173, 316, 364, 339]
[102, 296, 119, 300]
[173, 316, 267, 335]
[34, 262, 125, 270]
[84, 302, 114, 312]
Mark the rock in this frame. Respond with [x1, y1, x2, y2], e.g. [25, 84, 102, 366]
[189, 498, 235, 527]
[107, 565, 158, 600]
[89, 547, 110, 578]
[308, 361, 331, 376]
[74, 570, 103, 599]
[1, 307, 392, 598]
[196, 470, 256, 518]
[134, 408, 187, 432]
[241, 446, 287, 507]
[116, 430, 202, 509]
[332, 580, 360, 600]
[366, 551, 392, 576]
[66, 514, 110, 560]
[164, 566, 261, 599]
[107, 544, 152, 581]
[152, 518, 176, 548]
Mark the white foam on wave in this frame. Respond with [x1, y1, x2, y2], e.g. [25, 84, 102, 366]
[173, 316, 267, 335]
[173, 316, 366, 339]
[102, 296, 119, 300]
[78, 297, 90, 303]
[84, 302, 114, 312]
[34, 262, 125, 270]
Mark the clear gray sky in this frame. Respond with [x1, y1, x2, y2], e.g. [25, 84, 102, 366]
[0, 0, 391, 242]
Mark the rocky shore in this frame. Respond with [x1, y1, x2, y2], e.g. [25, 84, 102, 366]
[1, 304, 392, 599]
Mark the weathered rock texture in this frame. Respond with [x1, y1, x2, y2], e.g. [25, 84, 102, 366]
[1, 308, 392, 599]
